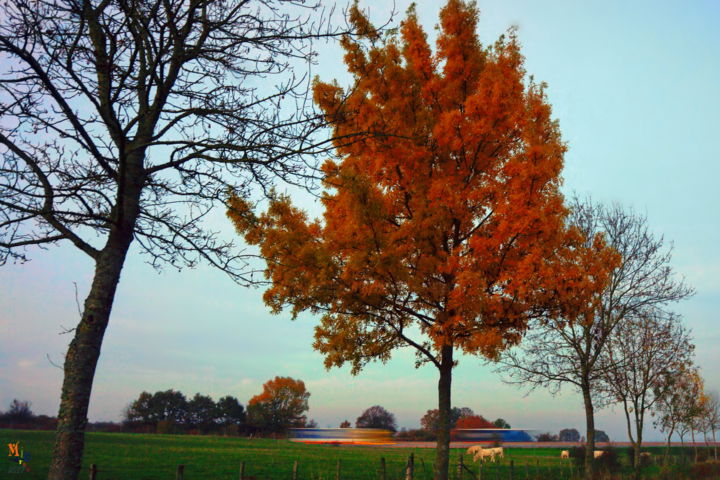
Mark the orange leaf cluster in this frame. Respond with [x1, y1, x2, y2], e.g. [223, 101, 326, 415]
[248, 376, 309, 407]
[228, 0, 618, 372]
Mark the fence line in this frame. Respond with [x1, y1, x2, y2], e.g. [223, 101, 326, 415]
[77, 452, 710, 480]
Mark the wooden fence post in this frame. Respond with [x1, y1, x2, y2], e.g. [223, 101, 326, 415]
[176, 464, 185, 480]
[239, 461, 245, 480]
[293, 460, 298, 480]
[88, 464, 97, 480]
[509, 460, 514, 480]
[336, 459, 341, 480]
[457, 454, 463, 480]
[380, 457, 387, 480]
[406, 453, 414, 480]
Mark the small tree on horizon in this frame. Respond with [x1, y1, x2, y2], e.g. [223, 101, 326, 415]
[594, 430, 610, 443]
[185, 393, 218, 432]
[493, 418, 511, 429]
[356, 405, 397, 432]
[123, 390, 188, 428]
[0, 399, 34, 422]
[536, 432, 558, 442]
[247, 377, 310, 433]
[559, 428, 580, 442]
[421, 407, 474, 434]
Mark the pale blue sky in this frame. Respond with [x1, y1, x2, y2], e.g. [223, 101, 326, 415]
[1, 1, 718, 442]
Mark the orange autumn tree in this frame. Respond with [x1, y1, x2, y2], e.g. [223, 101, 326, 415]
[228, 1, 616, 478]
[246, 377, 310, 433]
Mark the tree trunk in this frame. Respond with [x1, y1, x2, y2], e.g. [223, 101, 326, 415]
[691, 428, 697, 462]
[47, 246, 131, 479]
[48, 170, 143, 480]
[622, 401, 636, 466]
[581, 383, 595, 479]
[664, 425, 674, 465]
[434, 345, 453, 480]
[633, 409, 644, 480]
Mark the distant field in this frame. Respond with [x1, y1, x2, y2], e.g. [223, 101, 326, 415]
[2, 429, 710, 480]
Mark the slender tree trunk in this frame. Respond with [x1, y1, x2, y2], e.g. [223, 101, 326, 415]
[48, 168, 143, 480]
[664, 424, 674, 465]
[434, 345, 453, 480]
[691, 428, 697, 462]
[712, 428, 717, 460]
[633, 409, 644, 480]
[581, 383, 595, 479]
[622, 401, 636, 466]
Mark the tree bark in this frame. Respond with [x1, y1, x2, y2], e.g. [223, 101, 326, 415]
[633, 409, 644, 480]
[434, 345, 453, 480]
[664, 424, 674, 465]
[581, 382, 595, 479]
[48, 167, 143, 480]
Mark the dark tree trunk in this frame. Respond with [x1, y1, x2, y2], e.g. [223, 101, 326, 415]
[581, 383, 595, 479]
[665, 425, 674, 465]
[633, 409, 644, 479]
[621, 402, 637, 469]
[434, 345, 453, 480]
[48, 168, 143, 480]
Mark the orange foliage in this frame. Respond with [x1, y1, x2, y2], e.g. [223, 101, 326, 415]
[248, 376, 309, 408]
[228, 0, 617, 374]
[455, 415, 496, 429]
[247, 376, 310, 431]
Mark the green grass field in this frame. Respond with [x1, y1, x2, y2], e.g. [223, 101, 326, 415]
[1, 429, 710, 480]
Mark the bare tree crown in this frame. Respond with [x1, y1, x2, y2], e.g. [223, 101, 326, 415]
[0, 0, 352, 279]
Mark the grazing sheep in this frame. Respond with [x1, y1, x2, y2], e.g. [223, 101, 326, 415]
[594, 450, 604, 459]
[640, 452, 652, 458]
[491, 447, 504, 460]
[467, 445, 484, 456]
[473, 448, 496, 463]
[560, 450, 570, 459]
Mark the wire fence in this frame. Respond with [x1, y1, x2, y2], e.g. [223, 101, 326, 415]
[71, 454, 701, 480]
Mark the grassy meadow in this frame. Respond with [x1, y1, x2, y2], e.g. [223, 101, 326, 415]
[2, 429, 713, 480]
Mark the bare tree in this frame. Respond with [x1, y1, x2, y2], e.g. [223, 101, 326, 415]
[703, 391, 719, 461]
[654, 365, 700, 463]
[0, 1, 377, 478]
[497, 198, 694, 476]
[599, 309, 694, 475]
[680, 372, 707, 463]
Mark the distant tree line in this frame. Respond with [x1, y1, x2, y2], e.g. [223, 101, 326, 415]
[536, 428, 609, 443]
[0, 399, 57, 430]
[123, 390, 247, 435]
[123, 376, 314, 435]
[392, 407, 512, 441]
